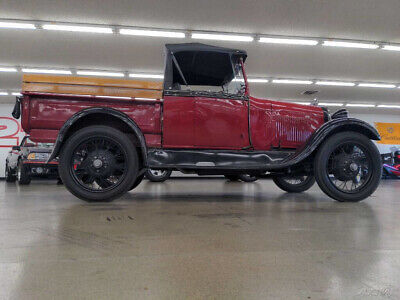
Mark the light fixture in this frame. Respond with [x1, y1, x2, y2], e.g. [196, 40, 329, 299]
[294, 102, 311, 105]
[272, 79, 313, 85]
[258, 37, 318, 46]
[318, 102, 344, 107]
[0, 22, 36, 29]
[316, 81, 355, 87]
[129, 73, 164, 79]
[358, 83, 396, 88]
[0, 67, 17, 72]
[191, 32, 254, 42]
[120, 28, 185, 38]
[42, 24, 112, 34]
[0, 91, 9, 95]
[346, 103, 375, 107]
[377, 104, 400, 109]
[322, 40, 379, 49]
[77, 70, 124, 77]
[11, 92, 21, 96]
[22, 68, 72, 75]
[247, 78, 269, 83]
[382, 45, 400, 51]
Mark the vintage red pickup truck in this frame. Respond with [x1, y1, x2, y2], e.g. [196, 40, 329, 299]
[13, 43, 382, 202]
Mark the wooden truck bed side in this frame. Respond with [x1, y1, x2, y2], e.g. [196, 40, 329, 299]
[21, 75, 163, 147]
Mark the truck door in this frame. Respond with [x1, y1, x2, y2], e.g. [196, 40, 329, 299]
[162, 95, 196, 148]
[194, 96, 249, 149]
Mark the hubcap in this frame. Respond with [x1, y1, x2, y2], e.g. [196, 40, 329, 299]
[71, 137, 127, 192]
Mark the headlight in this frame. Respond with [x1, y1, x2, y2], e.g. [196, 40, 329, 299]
[27, 152, 50, 160]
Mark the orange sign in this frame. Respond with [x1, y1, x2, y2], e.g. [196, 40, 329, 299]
[375, 122, 400, 144]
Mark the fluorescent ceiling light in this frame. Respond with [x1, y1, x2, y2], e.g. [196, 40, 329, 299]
[259, 37, 318, 46]
[0, 22, 35, 29]
[377, 104, 400, 109]
[272, 79, 313, 85]
[382, 45, 400, 51]
[77, 70, 124, 77]
[318, 102, 344, 107]
[129, 73, 164, 79]
[42, 24, 112, 34]
[316, 81, 355, 87]
[12, 92, 22, 96]
[120, 28, 185, 38]
[322, 40, 379, 49]
[0, 67, 17, 72]
[346, 103, 375, 107]
[22, 68, 72, 75]
[0, 92, 9, 96]
[358, 83, 396, 88]
[247, 78, 269, 83]
[294, 102, 311, 105]
[191, 32, 253, 42]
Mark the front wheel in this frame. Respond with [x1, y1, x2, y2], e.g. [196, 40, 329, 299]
[145, 169, 172, 182]
[17, 161, 31, 185]
[5, 163, 16, 182]
[273, 175, 315, 193]
[314, 132, 381, 202]
[59, 126, 139, 202]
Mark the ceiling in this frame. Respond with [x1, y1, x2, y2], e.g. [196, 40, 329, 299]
[0, 0, 400, 113]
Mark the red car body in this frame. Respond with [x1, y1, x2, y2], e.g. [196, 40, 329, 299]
[13, 43, 381, 202]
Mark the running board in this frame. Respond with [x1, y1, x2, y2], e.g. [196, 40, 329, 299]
[147, 149, 294, 170]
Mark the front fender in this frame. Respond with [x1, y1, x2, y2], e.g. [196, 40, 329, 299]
[272, 118, 380, 169]
[47, 107, 147, 164]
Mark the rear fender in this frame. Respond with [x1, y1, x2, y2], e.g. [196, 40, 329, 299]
[47, 107, 147, 164]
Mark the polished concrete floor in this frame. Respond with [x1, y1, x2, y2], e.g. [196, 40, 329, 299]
[1, 178, 400, 299]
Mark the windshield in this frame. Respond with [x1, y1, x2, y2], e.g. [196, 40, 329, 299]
[22, 137, 53, 148]
[223, 61, 245, 95]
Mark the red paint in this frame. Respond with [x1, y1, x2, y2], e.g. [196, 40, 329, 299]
[19, 65, 324, 151]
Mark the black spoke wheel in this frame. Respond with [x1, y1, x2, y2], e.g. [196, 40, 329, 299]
[145, 169, 172, 182]
[273, 175, 315, 193]
[314, 132, 381, 202]
[59, 126, 139, 202]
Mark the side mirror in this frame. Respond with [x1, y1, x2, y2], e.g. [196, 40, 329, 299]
[12, 146, 21, 151]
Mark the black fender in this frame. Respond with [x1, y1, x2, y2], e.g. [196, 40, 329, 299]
[273, 117, 381, 169]
[47, 107, 148, 165]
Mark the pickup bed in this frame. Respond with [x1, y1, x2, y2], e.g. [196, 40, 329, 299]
[14, 43, 382, 202]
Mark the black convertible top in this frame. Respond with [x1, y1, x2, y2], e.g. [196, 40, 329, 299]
[163, 43, 247, 89]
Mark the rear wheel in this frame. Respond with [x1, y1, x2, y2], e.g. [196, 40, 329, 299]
[145, 169, 172, 182]
[5, 163, 16, 182]
[314, 132, 381, 202]
[129, 173, 144, 190]
[273, 175, 315, 193]
[238, 174, 258, 182]
[59, 126, 139, 202]
[17, 161, 31, 185]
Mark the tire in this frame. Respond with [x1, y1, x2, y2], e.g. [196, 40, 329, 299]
[129, 173, 144, 190]
[273, 175, 315, 193]
[17, 161, 31, 185]
[238, 174, 258, 182]
[314, 132, 381, 202]
[225, 175, 240, 181]
[5, 163, 16, 182]
[145, 169, 172, 182]
[59, 126, 139, 202]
